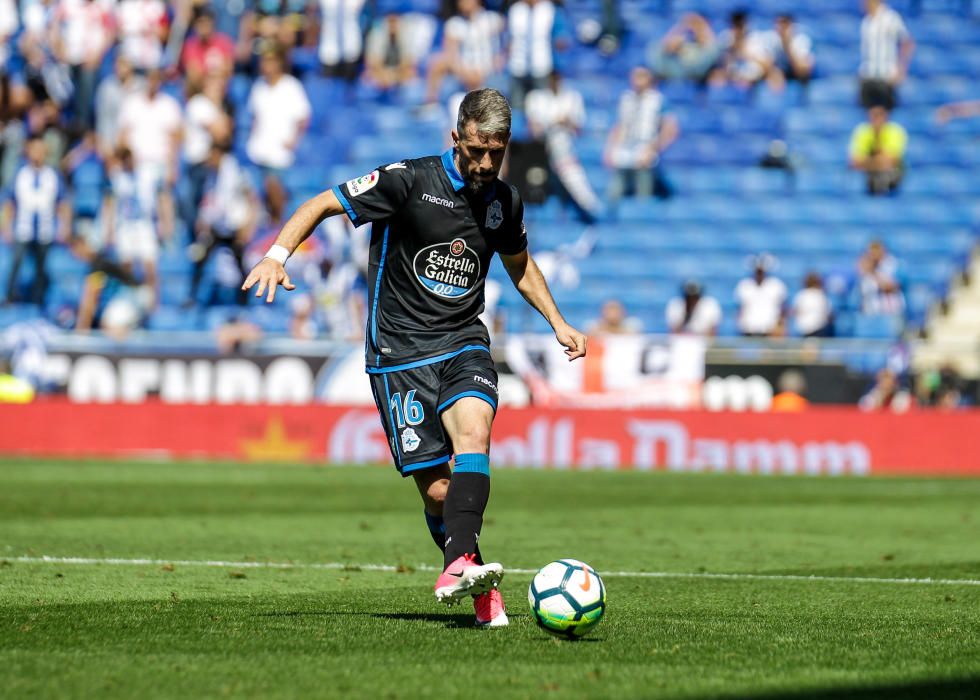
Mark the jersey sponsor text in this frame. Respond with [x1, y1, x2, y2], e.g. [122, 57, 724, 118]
[421, 193, 455, 208]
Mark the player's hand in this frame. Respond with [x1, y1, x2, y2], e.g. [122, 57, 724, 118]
[241, 257, 296, 303]
[555, 323, 587, 362]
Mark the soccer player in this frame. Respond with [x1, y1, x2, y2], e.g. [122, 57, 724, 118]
[242, 88, 587, 628]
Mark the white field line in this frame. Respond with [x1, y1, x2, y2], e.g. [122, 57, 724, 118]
[7, 555, 980, 587]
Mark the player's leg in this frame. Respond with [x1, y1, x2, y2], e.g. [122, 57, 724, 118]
[412, 463, 450, 552]
[139, 222, 160, 307]
[413, 463, 489, 564]
[437, 396, 508, 625]
[439, 397, 494, 568]
[31, 241, 51, 305]
[367, 366, 461, 555]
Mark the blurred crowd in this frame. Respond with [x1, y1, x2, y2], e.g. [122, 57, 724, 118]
[0, 0, 968, 406]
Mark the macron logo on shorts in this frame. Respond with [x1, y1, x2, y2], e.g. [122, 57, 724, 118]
[473, 375, 497, 393]
[421, 193, 454, 208]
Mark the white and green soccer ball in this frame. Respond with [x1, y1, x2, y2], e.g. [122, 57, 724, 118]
[528, 559, 606, 638]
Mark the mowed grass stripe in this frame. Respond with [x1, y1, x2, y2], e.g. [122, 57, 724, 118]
[10, 555, 980, 586]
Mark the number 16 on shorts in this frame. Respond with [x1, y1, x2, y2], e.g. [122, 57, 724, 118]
[389, 390, 425, 428]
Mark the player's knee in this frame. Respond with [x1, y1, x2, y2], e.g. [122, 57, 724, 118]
[424, 479, 449, 511]
[453, 423, 491, 453]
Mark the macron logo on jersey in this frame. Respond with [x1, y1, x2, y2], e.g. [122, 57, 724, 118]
[421, 193, 455, 208]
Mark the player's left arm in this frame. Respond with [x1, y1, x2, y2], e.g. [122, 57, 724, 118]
[500, 249, 587, 361]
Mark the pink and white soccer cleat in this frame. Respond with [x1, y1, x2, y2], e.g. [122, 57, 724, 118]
[473, 587, 508, 628]
[434, 554, 504, 606]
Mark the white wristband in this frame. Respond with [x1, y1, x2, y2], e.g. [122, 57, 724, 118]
[264, 244, 290, 265]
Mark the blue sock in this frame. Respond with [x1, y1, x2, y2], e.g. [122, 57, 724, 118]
[424, 511, 446, 551]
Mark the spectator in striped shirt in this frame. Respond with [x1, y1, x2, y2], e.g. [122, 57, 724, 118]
[603, 66, 678, 205]
[857, 240, 905, 316]
[506, 0, 570, 110]
[2, 136, 70, 305]
[425, 0, 505, 106]
[187, 140, 260, 307]
[859, 0, 914, 110]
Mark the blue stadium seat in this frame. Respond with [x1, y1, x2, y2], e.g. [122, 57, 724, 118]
[147, 305, 199, 332]
[853, 314, 905, 339]
[0, 304, 43, 326]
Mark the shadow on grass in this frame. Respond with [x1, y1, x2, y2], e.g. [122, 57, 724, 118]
[257, 609, 532, 629]
[730, 677, 980, 700]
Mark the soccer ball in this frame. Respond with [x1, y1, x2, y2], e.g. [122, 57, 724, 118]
[528, 559, 606, 638]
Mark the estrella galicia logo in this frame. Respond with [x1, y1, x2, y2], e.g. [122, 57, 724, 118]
[413, 238, 481, 299]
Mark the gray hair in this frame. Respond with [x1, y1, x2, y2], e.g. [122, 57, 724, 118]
[456, 88, 511, 137]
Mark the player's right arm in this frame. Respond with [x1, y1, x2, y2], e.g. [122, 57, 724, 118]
[241, 188, 345, 302]
[244, 163, 413, 302]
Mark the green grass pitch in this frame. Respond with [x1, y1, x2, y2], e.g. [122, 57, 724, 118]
[2, 459, 979, 700]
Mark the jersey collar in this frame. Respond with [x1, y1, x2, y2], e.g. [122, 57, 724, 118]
[441, 149, 466, 191]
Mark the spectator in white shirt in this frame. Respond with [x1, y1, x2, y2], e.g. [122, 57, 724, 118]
[115, 0, 170, 71]
[117, 68, 181, 242]
[525, 71, 601, 224]
[859, 0, 914, 110]
[708, 10, 772, 88]
[666, 280, 721, 336]
[735, 255, 787, 337]
[187, 141, 259, 307]
[756, 14, 814, 90]
[2, 136, 70, 305]
[317, 0, 367, 82]
[425, 0, 505, 105]
[52, 0, 116, 135]
[507, 0, 570, 109]
[246, 44, 311, 181]
[95, 54, 144, 160]
[604, 66, 678, 204]
[792, 273, 833, 337]
[182, 73, 233, 238]
[363, 10, 433, 95]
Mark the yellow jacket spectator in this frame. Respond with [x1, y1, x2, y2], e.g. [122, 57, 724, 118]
[848, 105, 907, 196]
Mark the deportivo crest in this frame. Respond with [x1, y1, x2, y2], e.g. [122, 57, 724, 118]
[346, 170, 379, 196]
[413, 238, 481, 299]
[401, 428, 421, 452]
[485, 200, 503, 230]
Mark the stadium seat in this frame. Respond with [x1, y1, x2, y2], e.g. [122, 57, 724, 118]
[852, 313, 905, 340]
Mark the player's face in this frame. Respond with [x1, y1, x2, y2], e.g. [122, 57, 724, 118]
[453, 122, 509, 191]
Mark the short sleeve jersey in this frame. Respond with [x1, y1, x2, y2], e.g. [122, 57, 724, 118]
[333, 149, 527, 370]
